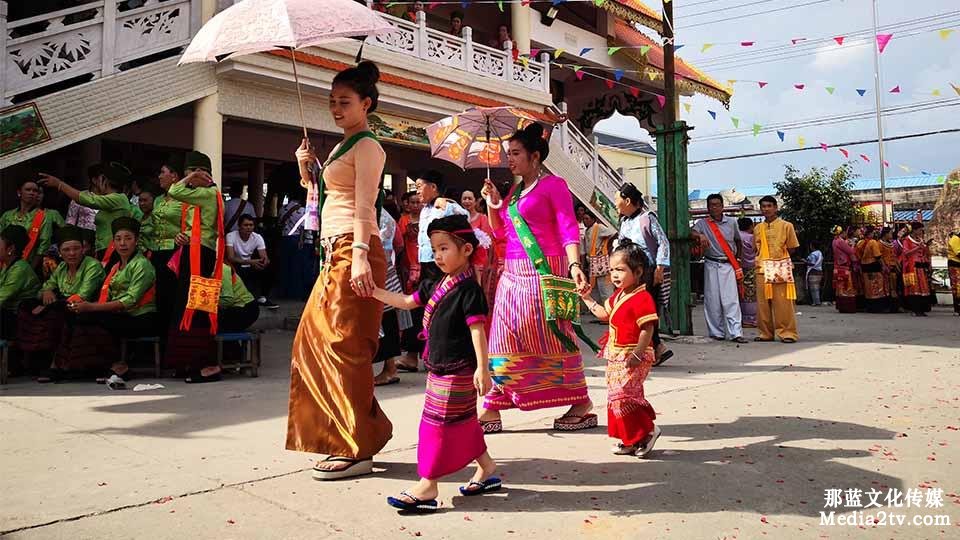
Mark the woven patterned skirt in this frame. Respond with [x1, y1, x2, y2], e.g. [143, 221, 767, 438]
[605, 346, 656, 446]
[418, 368, 486, 479]
[740, 267, 757, 326]
[483, 256, 588, 412]
[16, 301, 66, 353]
[862, 262, 889, 313]
[834, 266, 858, 313]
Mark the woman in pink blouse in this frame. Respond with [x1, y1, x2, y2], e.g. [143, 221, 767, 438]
[478, 123, 595, 433]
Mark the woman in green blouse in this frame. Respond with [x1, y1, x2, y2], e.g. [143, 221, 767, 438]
[0, 179, 55, 272]
[163, 151, 226, 384]
[38, 162, 137, 262]
[53, 218, 157, 384]
[148, 155, 188, 328]
[0, 225, 42, 341]
[17, 226, 105, 380]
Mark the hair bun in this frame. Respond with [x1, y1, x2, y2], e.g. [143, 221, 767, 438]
[523, 122, 545, 138]
[356, 60, 380, 84]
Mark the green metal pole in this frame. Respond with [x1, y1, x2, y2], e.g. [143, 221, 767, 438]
[654, 121, 693, 336]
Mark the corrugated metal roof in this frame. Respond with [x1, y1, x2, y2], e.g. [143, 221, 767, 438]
[595, 132, 656, 155]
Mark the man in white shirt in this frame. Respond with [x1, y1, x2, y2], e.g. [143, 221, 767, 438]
[223, 182, 256, 233]
[415, 170, 467, 283]
[226, 215, 277, 309]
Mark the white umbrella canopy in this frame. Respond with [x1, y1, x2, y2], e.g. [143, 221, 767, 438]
[179, 0, 394, 63]
[179, 0, 394, 137]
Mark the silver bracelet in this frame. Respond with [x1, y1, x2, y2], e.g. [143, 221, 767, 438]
[485, 196, 503, 210]
[351, 242, 370, 252]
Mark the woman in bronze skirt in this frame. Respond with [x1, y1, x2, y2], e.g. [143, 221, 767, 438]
[287, 61, 392, 480]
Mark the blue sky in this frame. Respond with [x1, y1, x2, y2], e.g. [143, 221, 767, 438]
[595, 0, 959, 191]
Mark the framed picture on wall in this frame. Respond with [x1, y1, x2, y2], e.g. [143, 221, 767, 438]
[1, 102, 51, 158]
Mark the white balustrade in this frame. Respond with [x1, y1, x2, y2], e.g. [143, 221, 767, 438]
[2, 0, 197, 102]
[551, 103, 628, 193]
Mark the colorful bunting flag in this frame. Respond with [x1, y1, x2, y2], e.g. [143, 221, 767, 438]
[932, 89, 942, 96]
[758, 81, 768, 88]
[674, 44, 685, 51]
[826, 86, 835, 94]
[777, 131, 785, 142]
[702, 43, 714, 53]
[579, 47, 593, 56]
[521, 56, 529, 68]
[683, 103, 692, 113]
[639, 45, 651, 55]
[889, 85, 900, 93]
[951, 83, 960, 96]
[629, 87, 640, 97]
[834, 37, 845, 45]
[820, 143, 829, 151]
[899, 165, 910, 172]
[752, 123, 762, 136]
[791, 38, 806, 45]
[876, 33, 893, 53]
[857, 89, 867, 96]
[798, 136, 806, 148]
[614, 69, 624, 81]
[554, 49, 565, 59]
[741, 41, 755, 47]
[838, 148, 849, 158]
[647, 71, 657, 81]
[883, 160, 889, 168]
[575, 70, 585, 81]
[794, 84, 805, 90]
[607, 46, 622, 55]
[605, 79, 615, 89]
[708, 110, 717, 120]
[731, 117, 740, 128]
[937, 176, 946, 184]
[428, 2, 440, 10]
[530, 48, 540, 58]
[656, 95, 666, 108]
[860, 154, 870, 162]
[727, 79, 738, 86]
[939, 29, 954, 40]
[497, 1, 503, 12]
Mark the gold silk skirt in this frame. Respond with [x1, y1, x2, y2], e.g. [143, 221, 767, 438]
[286, 234, 393, 458]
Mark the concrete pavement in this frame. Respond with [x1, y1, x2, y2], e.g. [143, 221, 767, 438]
[1, 304, 958, 539]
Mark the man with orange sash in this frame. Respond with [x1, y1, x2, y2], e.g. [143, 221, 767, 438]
[691, 194, 748, 343]
[753, 196, 800, 343]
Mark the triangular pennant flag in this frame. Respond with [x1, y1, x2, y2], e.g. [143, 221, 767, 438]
[876, 33, 893, 53]
[741, 41, 755, 47]
[921, 171, 931, 175]
[708, 110, 717, 120]
[554, 49, 565, 59]
[428, 2, 441, 10]
[860, 154, 870, 162]
[579, 47, 593, 56]
[656, 95, 666, 108]
[758, 81, 768, 88]
[794, 84, 805, 90]
[825, 86, 835, 94]
[752, 123, 762, 136]
[674, 44, 684, 51]
[552, 0, 566, 5]
[647, 71, 657, 81]
[614, 69, 624, 81]
[497, 1, 503, 12]
[727, 79, 738, 86]
[607, 46, 623, 55]
[731, 117, 740, 128]
[820, 143, 829, 151]
[932, 89, 941, 96]
[883, 160, 889, 168]
[522, 0, 532, 5]
[791, 38, 806, 45]
[899, 165, 910, 172]
[777, 131, 785, 142]
[461, 1, 468, 8]
[594, 0, 606, 6]
[629, 87, 640, 97]
[936, 175, 945, 184]
[701, 43, 714, 53]
[520, 56, 529, 68]
[856, 88, 867, 96]
[838, 148, 849, 158]
[575, 70, 585, 81]
[530, 48, 541, 58]
[951, 83, 960, 96]
[639, 45, 651, 55]
[683, 103, 692, 113]
[833, 36, 845, 45]
[571, 65, 581, 72]
[939, 29, 954, 40]
[889, 85, 900, 93]
[798, 136, 806, 148]
[605, 79, 615, 89]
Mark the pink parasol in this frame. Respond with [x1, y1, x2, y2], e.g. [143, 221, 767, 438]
[426, 107, 552, 179]
[179, 0, 394, 137]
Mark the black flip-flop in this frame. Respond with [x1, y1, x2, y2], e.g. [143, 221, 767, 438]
[374, 376, 400, 387]
[387, 491, 439, 513]
[395, 363, 419, 373]
[185, 370, 222, 384]
[459, 477, 502, 496]
[653, 350, 674, 367]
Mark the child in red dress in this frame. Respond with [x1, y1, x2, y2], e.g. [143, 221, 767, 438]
[581, 240, 662, 457]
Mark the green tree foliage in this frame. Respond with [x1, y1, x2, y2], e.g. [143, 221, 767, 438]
[774, 163, 858, 257]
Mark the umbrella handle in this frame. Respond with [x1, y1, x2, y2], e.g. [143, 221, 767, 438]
[288, 50, 309, 140]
